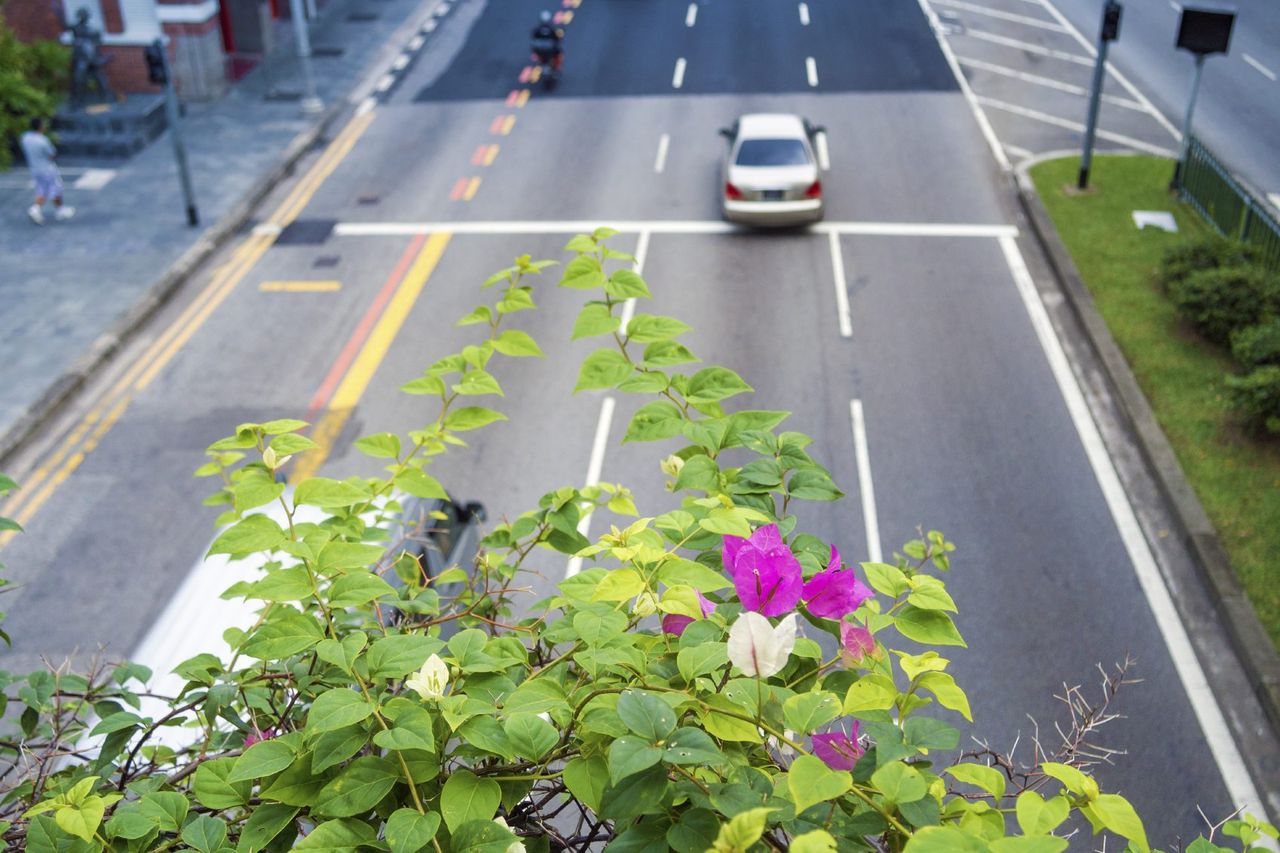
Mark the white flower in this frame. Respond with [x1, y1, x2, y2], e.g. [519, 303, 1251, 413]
[405, 654, 449, 700]
[492, 817, 527, 853]
[727, 612, 797, 678]
[633, 591, 659, 618]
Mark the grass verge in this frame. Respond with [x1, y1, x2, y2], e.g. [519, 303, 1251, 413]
[1030, 154, 1280, 649]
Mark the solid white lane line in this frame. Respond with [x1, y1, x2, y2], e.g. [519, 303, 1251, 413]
[620, 229, 650, 330]
[815, 131, 830, 171]
[849, 400, 882, 564]
[829, 232, 853, 339]
[997, 234, 1267, 830]
[974, 96, 1177, 156]
[916, 0, 1011, 171]
[1033, 0, 1181, 140]
[654, 133, 670, 174]
[956, 56, 1146, 110]
[806, 57, 819, 87]
[392, 54, 410, 71]
[375, 73, 395, 92]
[566, 396, 616, 578]
[1243, 54, 1278, 82]
[962, 29, 1094, 66]
[931, 0, 1065, 31]
[334, 220, 1019, 237]
[686, 2, 697, 26]
[798, 2, 810, 25]
[673, 58, 687, 89]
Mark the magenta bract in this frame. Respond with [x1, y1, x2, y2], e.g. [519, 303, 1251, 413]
[722, 524, 803, 617]
[840, 621, 876, 665]
[802, 546, 874, 620]
[812, 723, 864, 771]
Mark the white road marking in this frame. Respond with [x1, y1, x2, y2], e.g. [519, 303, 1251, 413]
[956, 55, 1146, 110]
[408, 34, 425, 50]
[997, 234, 1268, 831]
[829, 232, 852, 338]
[392, 54, 410, 71]
[672, 57, 687, 89]
[566, 396, 616, 578]
[975, 96, 1178, 156]
[1168, 0, 1180, 10]
[931, 0, 1065, 31]
[654, 133, 670, 173]
[252, 222, 284, 236]
[815, 131, 830, 171]
[849, 400, 882, 564]
[1034, 0, 1181, 140]
[422, 18, 437, 32]
[798, 2, 810, 25]
[375, 73, 395, 92]
[916, 0, 1011, 171]
[1005, 142, 1033, 160]
[1269, 193, 1280, 213]
[1243, 54, 1278, 82]
[72, 168, 116, 190]
[806, 56, 819, 87]
[686, 2, 697, 26]
[356, 96, 378, 115]
[962, 29, 1094, 67]
[334, 220, 1019, 238]
[620, 229, 650, 330]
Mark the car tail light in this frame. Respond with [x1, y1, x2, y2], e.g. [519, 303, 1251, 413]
[804, 180, 822, 198]
[724, 182, 743, 200]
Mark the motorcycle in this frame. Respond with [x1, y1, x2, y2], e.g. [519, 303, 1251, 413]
[530, 42, 562, 90]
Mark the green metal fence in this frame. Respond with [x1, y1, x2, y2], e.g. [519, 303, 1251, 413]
[1178, 136, 1280, 272]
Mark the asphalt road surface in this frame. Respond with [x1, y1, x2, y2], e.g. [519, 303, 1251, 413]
[1, 0, 1275, 844]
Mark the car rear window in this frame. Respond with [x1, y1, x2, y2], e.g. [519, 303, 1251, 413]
[734, 138, 810, 167]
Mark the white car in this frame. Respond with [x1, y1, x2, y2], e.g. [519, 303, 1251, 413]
[720, 113, 825, 227]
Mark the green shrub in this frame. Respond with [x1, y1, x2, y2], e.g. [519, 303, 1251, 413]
[1159, 235, 1264, 292]
[1226, 365, 1280, 434]
[0, 15, 68, 171]
[1167, 264, 1272, 345]
[1232, 318, 1280, 369]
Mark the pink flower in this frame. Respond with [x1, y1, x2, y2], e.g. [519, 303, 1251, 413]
[244, 728, 277, 748]
[840, 621, 877, 666]
[722, 524, 803, 617]
[662, 591, 716, 636]
[812, 722, 863, 770]
[802, 547, 873, 620]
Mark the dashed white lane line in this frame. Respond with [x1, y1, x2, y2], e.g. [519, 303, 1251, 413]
[932, 0, 1065, 32]
[829, 232, 852, 339]
[806, 57, 819, 87]
[975, 96, 1177, 156]
[565, 396, 616, 578]
[998, 233, 1268, 832]
[672, 57, 687, 89]
[1243, 53, 1278, 82]
[798, 2, 810, 25]
[408, 34, 425, 50]
[849, 400, 882, 564]
[392, 54, 410, 71]
[956, 56, 1146, 110]
[422, 18, 437, 32]
[356, 96, 378, 115]
[815, 131, 830, 171]
[654, 133, 670, 173]
[375, 73, 395, 92]
[686, 2, 697, 26]
[962, 29, 1094, 67]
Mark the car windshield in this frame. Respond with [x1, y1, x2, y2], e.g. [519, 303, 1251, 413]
[735, 138, 810, 167]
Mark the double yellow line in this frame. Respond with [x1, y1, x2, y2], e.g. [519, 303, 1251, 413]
[0, 111, 377, 547]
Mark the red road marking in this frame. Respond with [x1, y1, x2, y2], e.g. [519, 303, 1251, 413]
[519, 66, 533, 83]
[471, 145, 487, 165]
[450, 177, 469, 200]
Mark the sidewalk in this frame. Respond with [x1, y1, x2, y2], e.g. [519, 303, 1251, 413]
[0, 0, 453, 463]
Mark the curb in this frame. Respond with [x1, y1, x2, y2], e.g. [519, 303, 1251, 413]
[1014, 173, 1280, 736]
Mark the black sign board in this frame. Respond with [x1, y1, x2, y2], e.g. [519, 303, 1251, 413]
[1176, 7, 1235, 55]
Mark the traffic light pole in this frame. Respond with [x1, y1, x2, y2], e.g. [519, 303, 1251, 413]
[1078, 1, 1121, 189]
[152, 38, 199, 226]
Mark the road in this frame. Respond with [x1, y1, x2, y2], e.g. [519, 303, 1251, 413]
[0, 0, 1275, 843]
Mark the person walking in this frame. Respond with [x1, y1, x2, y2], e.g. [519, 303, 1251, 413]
[20, 118, 75, 225]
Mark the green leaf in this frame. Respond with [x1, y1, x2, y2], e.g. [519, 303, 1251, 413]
[624, 402, 685, 442]
[328, 572, 397, 608]
[238, 804, 299, 852]
[870, 761, 927, 805]
[313, 756, 398, 818]
[786, 467, 843, 501]
[1085, 794, 1149, 852]
[394, 468, 449, 500]
[90, 711, 145, 737]
[862, 562, 910, 597]
[1039, 762, 1094, 798]
[667, 808, 720, 853]
[598, 766, 670, 821]
[686, 367, 752, 405]
[904, 716, 959, 751]
[208, 514, 285, 557]
[307, 689, 374, 733]
[573, 610, 628, 647]
[54, 799, 107, 842]
[503, 678, 566, 715]
[402, 375, 446, 395]
[235, 477, 285, 514]
[373, 705, 436, 752]
[247, 566, 314, 602]
[990, 838, 1069, 853]
[136, 792, 187, 832]
[659, 558, 731, 592]
[445, 407, 507, 432]
[1017, 791, 1070, 836]
[609, 736, 664, 784]
[294, 478, 370, 509]
[894, 605, 966, 647]
[843, 674, 898, 714]
[180, 815, 227, 853]
[261, 418, 308, 435]
[386, 809, 441, 853]
[616, 371, 670, 393]
[440, 770, 502, 833]
[788, 755, 851, 815]
[710, 807, 773, 852]
[311, 726, 370, 774]
[676, 644, 728, 683]
[293, 819, 377, 851]
[617, 690, 677, 740]
[454, 370, 504, 397]
[193, 758, 251, 809]
[907, 576, 957, 612]
[945, 763, 1005, 801]
[903, 827, 990, 852]
[318, 542, 387, 571]
[504, 713, 558, 761]
[662, 727, 723, 766]
[606, 268, 651, 299]
[261, 758, 328, 806]
[270, 432, 319, 455]
[592, 568, 645, 602]
[354, 433, 401, 459]
[790, 830, 838, 853]
[626, 314, 690, 343]
[229, 738, 298, 782]
[492, 330, 544, 357]
[642, 340, 699, 366]
[916, 671, 973, 722]
[564, 756, 608, 813]
[561, 254, 606, 289]
[451, 819, 519, 853]
[575, 349, 633, 392]
[783, 692, 842, 735]
[572, 302, 621, 340]
[105, 807, 156, 841]
[242, 610, 325, 659]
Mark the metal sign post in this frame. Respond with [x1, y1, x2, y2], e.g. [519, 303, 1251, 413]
[1170, 5, 1235, 189]
[288, 0, 323, 115]
[147, 39, 199, 226]
[1078, 0, 1122, 189]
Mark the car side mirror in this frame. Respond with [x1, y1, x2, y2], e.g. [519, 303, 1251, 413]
[718, 127, 734, 139]
[806, 122, 826, 136]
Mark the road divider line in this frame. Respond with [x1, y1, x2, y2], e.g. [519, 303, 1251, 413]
[483, 145, 500, 166]
[829, 232, 852, 339]
[566, 395, 616, 578]
[955, 55, 1147, 110]
[259, 280, 342, 292]
[815, 131, 830, 171]
[849, 400, 882, 564]
[654, 133, 670, 173]
[409, 34, 425, 50]
[997, 233, 1266, 827]
[672, 58, 686, 89]
[375, 74, 395, 93]
[806, 57, 818, 87]
[392, 55, 410, 71]
[292, 233, 451, 482]
[962, 28, 1093, 66]
[975, 96, 1177, 156]
[685, 2, 696, 26]
[463, 177, 482, 201]
[450, 178, 469, 200]
[272, 112, 376, 226]
[334, 220, 1019, 238]
[620, 229, 650, 330]
[798, 2, 809, 25]
[1243, 54, 1277, 82]
[931, 0, 1064, 31]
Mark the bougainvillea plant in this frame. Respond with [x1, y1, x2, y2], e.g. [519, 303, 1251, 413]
[0, 230, 1276, 852]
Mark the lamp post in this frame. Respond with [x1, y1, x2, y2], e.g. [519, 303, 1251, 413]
[289, 0, 323, 115]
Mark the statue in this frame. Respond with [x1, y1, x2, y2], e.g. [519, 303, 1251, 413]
[67, 8, 115, 109]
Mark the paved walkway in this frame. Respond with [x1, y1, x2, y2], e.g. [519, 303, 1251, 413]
[0, 0, 451, 453]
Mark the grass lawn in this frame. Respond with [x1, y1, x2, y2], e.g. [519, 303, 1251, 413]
[1030, 154, 1280, 649]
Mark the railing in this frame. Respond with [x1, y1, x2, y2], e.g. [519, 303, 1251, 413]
[1178, 136, 1280, 272]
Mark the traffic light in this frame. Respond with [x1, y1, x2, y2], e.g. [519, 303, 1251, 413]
[1101, 1, 1122, 42]
[144, 41, 167, 85]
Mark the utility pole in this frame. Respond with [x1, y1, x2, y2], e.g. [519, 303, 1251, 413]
[289, 0, 323, 115]
[1078, 0, 1122, 190]
[145, 39, 198, 226]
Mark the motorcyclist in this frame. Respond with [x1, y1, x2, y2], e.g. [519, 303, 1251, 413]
[530, 10, 564, 71]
